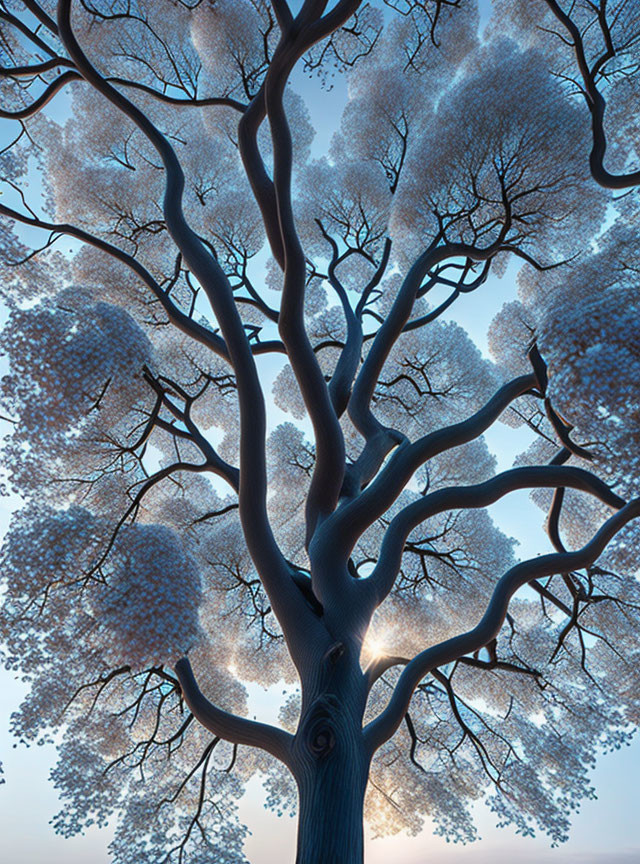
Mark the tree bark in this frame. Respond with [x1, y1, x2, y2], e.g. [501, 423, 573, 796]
[293, 645, 370, 864]
[294, 726, 369, 864]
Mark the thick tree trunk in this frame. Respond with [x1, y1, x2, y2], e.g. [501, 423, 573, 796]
[295, 745, 368, 864]
[292, 643, 370, 864]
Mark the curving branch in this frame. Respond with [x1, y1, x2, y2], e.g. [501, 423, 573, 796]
[542, 0, 640, 189]
[0, 70, 78, 119]
[0, 57, 74, 77]
[53, 0, 320, 667]
[399, 259, 491, 334]
[348, 240, 444, 444]
[366, 464, 626, 608]
[270, 0, 294, 32]
[106, 77, 247, 111]
[364, 497, 640, 754]
[22, 0, 59, 35]
[315, 219, 363, 418]
[0, 8, 58, 57]
[0, 201, 229, 359]
[175, 657, 293, 765]
[323, 373, 537, 558]
[238, 89, 285, 268]
[141, 368, 240, 491]
[348, 225, 516, 447]
[355, 238, 392, 319]
[345, 232, 516, 500]
[264, 22, 347, 545]
[0, 63, 247, 111]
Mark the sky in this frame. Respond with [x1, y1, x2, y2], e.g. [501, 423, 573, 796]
[1, 1, 640, 863]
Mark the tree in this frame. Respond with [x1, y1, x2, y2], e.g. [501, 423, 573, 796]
[0, 1, 639, 862]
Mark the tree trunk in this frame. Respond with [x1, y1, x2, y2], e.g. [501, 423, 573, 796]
[295, 737, 368, 864]
[292, 644, 370, 864]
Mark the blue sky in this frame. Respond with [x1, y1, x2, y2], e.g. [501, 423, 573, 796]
[1, 1, 639, 862]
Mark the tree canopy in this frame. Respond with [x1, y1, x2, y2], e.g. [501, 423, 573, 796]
[0, 2, 639, 863]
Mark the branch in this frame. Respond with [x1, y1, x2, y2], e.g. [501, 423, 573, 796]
[355, 237, 392, 318]
[542, 0, 640, 189]
[106, 76, 247, 111]
[175, 657, 293, 765]
[0, 65, 246, 112]
[0, 202, 229, 359]
[238, 88, 285, 266]
[364, 497, 640, 754]
[367, 464, 625, 607]
[0, 9, 58, 57]
[265, 30, 346, 546]
[0, 70, 78, 119]
[22, 0, 59, 35]
[345, 235, 512, 498]
[398, 259, 491, 335]
[141, 369, 240, 491]
[323, 373, 537, 558]
[0, 57, 74, 76]
[315, 219, 363, 417]
[56, 1, 315, 659]
[270, 0, 294, 32]
[237, 4, 369, 553]
[349, 237, 508, 445]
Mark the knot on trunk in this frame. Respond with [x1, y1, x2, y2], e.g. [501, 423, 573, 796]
[309, 721, 335, 757]
[302, 695, 340, 760]
[324, 642, 345, 666]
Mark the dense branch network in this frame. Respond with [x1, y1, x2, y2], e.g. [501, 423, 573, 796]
[0, 1, 639, 860]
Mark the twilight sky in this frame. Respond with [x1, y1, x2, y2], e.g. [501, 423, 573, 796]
[1, 1, 639, 862]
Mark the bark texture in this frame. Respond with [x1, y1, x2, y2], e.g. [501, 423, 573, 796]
[293, 645, 370, 864]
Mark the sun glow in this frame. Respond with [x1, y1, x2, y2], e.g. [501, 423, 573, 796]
[363, 634, 387, 661]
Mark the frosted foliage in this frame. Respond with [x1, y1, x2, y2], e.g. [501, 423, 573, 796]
[206, 182, 265, 262]
[364, 506, 516, 657]
[336, 4, 478, 179]
[373, 2, 478, 76]
[1, 506, 97, 605]
[0, 506, 201, 672]
[1, 1, 640, 862]
[0, 288, 153, 451]
[267, 423, 311, 565]
[490, 0, 640, 176]
[49, 711, 248, 864]
[90, 523, 203, 669]
[364, 589, 640, 845]
[391, 43, 605, 263]
[297, 158, 391, 272]
[30, 84, 269, 291]
[487, 300, 541, 429]
[272, 363, 307, 419]
[336, 67, 424, 192]
[538, 250, 640, 493]
[0, 229, 71, 304]
[490, 221, 640, 504]
[373, 317, 499, 438]
[303, 2, 383, 84]
[366, 724, 482, 842]
[488, 301, 535, 378]
[192, 0, 277, 99]
[181, 503, 297, 686]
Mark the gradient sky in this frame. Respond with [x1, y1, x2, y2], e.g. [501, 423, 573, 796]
[1, 1, 639, 862]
